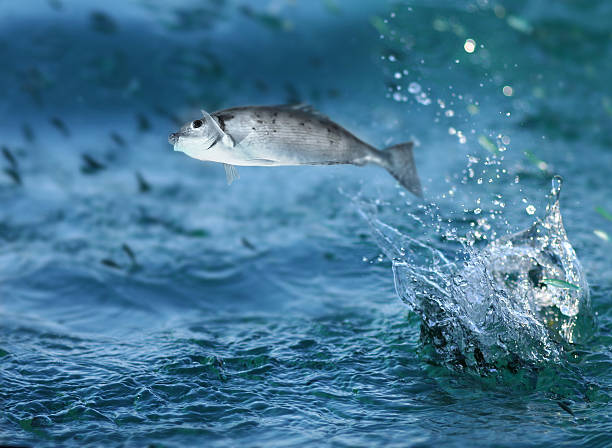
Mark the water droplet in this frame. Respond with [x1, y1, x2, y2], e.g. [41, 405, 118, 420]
[416, 95, 431, 105]
[551, 175, 563, 196]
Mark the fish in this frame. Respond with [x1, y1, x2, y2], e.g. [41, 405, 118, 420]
[122, 243, 138, 268]
[2, 146, 18, 169]
[50, 117, 70, 137]
[3, 167, 21, 185]
[80, 154, 106, 175]
[136, 113, 151, 132]
[110, 132, 126, 148]
[135, 171, 151, 193]
[557, 401, 575, 417]
[541, 278, 580, 290]
[168, 104, 422, 197]
[241, 237, 256, 251]
[22, 123, 35, 143]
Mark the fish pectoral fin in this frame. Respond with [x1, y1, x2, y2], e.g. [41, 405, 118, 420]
[202, 109, 235, 148]
[221, 133, 235, 148]
[224, 164, 239, 185]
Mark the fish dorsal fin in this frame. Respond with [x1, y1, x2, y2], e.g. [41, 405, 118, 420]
[224, 164, 239, 185]
[277, 104, 330, 120]
[201, 109, 235, 148]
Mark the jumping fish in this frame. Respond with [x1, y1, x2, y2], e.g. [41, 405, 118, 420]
[168, 105, 422, 197]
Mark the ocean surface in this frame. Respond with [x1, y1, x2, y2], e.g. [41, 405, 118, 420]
[1, 1, 612, 447]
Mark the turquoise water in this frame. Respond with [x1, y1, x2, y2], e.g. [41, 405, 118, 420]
[1, 1, 612, 447]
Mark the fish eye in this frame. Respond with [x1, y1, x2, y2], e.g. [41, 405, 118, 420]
[192, 119, 203, 129]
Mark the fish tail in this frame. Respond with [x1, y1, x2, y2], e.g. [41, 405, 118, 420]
[379, 142, 422, 197]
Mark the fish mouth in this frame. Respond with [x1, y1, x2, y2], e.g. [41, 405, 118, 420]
[168, 133, 180, 145]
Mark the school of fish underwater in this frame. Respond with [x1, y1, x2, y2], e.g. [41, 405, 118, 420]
[1, 0, 612, 447]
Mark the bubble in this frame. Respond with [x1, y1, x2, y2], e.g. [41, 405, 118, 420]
[416, 92, 431, 105]
[464, 39, 476, 53]
[408, 82, 421, 94]
[526, 205, 536, 215]
[445, 109, 454, 117]
[503, 85, 513, 96]
[388, 54, 397, 62]
[394, 72, 402, 79]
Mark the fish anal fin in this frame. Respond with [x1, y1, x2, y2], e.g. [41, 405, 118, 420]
[224, 164, 239, 185]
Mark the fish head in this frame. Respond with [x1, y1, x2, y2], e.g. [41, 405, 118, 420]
[169, 110, 226, 161]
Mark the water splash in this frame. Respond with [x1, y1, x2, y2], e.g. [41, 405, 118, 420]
[360, 176, 592, 372]
[482, 176, 592, 344]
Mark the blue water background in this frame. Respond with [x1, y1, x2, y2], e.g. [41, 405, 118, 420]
[1, 0, 612, 446]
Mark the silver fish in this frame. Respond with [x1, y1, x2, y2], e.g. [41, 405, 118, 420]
[168, 104, 422, 197]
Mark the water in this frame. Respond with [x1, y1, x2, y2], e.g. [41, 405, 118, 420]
[361, 176, 592, 371]
[1, 1, 612, 447]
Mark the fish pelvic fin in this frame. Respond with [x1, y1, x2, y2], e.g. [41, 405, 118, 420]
[224, 164, 239, 185]
[381, 142, 422, 198]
